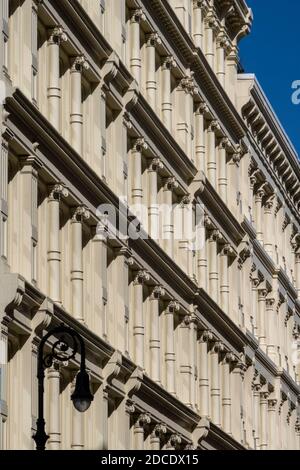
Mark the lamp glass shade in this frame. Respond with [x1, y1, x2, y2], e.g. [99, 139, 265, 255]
[71, 369, 93, 413]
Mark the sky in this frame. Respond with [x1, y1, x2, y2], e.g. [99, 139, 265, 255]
[239, 0, 300, 157]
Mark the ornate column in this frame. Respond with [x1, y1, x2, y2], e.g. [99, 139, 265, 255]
[178, 194, 193, 277]
[268, 398, 278, 450]
[254, 186, 265, 243]
[198, 330, 212, 417]
[149, 285, 165, 384]
[218, 137, 228, 202]
[148, 158, 163, 240]
[71, 375, 84, 450]
[266, 297, 277, 364]
[210, 341, 223, 427]
[48, 183, 68, 303]
[295, 252, 300, 297]
[257, 288, 268, 353]
[129, 9, 145, 85]
[264, 194, 275, 258]
[194, 102, 207, 174]
[150, 423, 167, 451]
[252, 378, 261, 450]
[47, 362, 61, 449]
[192, 0, 207, 49]
[216, 32, 230, 87]
[162, 177, 178, 257]
[220, 244, 230, 315]
[71, 206, 90, 323]
[232, 360, 246, 443]
[93, 220, 108, 339]
[131, 138, 147, 224]
[146, 32, 161, 109]
[164, 300, 179, 395]
[47, 26, 67, 130]
[204, 11, 218, 68]
[133, 270, 149, 369]
[221, 352, 234, 435]
[260, 391, 269, 450]
[134, 413, 151, 450]
[70, 55, 89, 154]
[208, 228, 221, 303]
[176, 75, 195, 157]
[197, 216, 207, 290]
[179, 315, 193, 406]
[161, 56, 177, 132]
[0, 131, 12, 261]
[207, 120, 219, 188]
[19, 155, 41, 283]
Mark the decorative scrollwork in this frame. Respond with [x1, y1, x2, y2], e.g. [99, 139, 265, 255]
[43, 329, 78, 369]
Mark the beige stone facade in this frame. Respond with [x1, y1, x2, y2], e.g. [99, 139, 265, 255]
[0, 0, 299, 450]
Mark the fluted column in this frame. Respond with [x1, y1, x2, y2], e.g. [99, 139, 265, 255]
[47, 26, 67, 130]
[194, 102, 207, 174]
[254, 187, 265, 243]
[70, 55, 89, 154]
[208, 228, 221, 303]
[260, 391, 269, 450]
[134, 413, 151, 450]
[71, 206, 90, 323]
[221, 353, 234, 435]
[133, 270, 149, 369]
[257, 288, 268, 353]
[150, 423, 167, 451]
[268, 399, 278, 450]
[264, 195, 275, 258]
[161, 56, 177, 131]
[71, 376, 84, 450]
[220, 244, 230, 315]
[210, 341, 223, 427]
[149, 286, 165, 384]
[146, 32, 161, 109]
[129, 9, 145, 85]
[48, 183, 68, 303]
[162, 177, 178, 257]
[198, 330, 211, 417]
[266, 297, 277, 364]
[47, 363, 61, 450]
[218, 137, 228, 202]
[148, 158, 163, 240]
[204, 11, 218, 68]
[207, 120, 219, 188]
[131, 138, 147, 224]
[164, 301, 179, 395]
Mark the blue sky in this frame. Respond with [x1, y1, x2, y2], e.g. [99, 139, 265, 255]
[239, 0, 300, 157]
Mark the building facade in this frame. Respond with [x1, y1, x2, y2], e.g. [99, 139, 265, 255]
[0, 0, 299, 450]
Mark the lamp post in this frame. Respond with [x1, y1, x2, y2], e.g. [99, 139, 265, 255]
[33, 324, 93, 451]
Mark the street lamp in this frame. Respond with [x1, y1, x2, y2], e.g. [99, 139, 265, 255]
[33, 324, 93, 451]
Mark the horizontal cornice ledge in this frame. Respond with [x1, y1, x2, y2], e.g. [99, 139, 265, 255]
[206, 421, 247, 450]
[195, 172, 245, 245]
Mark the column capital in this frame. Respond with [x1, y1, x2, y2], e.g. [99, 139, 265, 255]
[282, 213, 290, 231]
[167, 433, 182, 449]
[167, 300, 180, 313]
[208, 228, 222, 243]
[208, 119, 221, 133]
[264, 194, 276, 212]
[260, 391, 270, 402]
[162, 55, 177, 70]
[146, 31, 161, 47]
[258, 288, 268, 300]
[197, 100, 209, 115]
[193, 0, 209, 10]
[204, 11, 220, 32]
[130, 8, 146, 23]
[164, 176, 178, 191]
[218, 136, 230, 150]
[265, 297, 276, 309]
[181, 193, 192, 206]
[48, 25, 67, 45]
[268, 398, 278, 410]
[152, 423, 167, 438]
[199, 329, 213, 342]
[223, 352, 235, 364]
[133, 269, 150, 285]
[71, 205, 90, 223]
[291, 233, 300, 252]
[135, 413, 151, 428]
[211, 340, 224, 354]
[220, 243, 234, 257]
[216, 31, 231, 52]
[149, 157, 163, 172]
[71, 55, 89, 73]
[179, 74, 198, 95]
[150, 285, 165, 300]
[49, 183, 69, 201]
[238, 243, 252, 269]
[132, 137, 148, 153]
